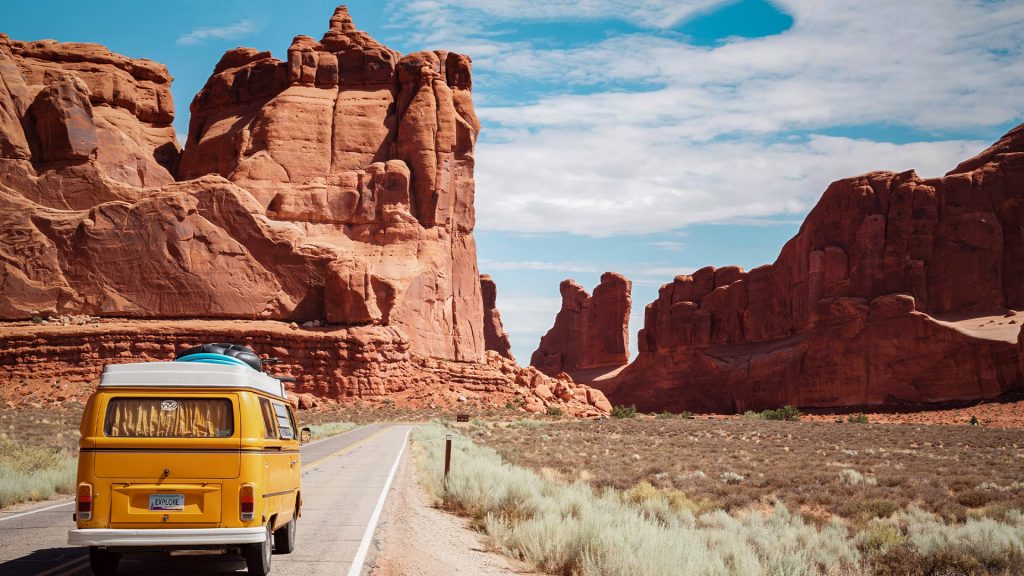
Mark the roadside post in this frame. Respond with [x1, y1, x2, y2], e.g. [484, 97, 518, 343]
[444, 434, 453, 483]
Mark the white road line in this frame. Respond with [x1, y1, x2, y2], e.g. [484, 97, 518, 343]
[345, 428, 410, 576]
[0, 500, 73, 524]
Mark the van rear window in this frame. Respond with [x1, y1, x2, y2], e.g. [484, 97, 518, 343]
[104, 398, 234, 438]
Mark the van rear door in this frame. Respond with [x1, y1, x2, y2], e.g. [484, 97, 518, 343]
[91, 394, 240, 525]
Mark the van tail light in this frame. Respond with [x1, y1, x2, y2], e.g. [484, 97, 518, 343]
[77, 483, 93, 521]
[240, 484, 255, 522]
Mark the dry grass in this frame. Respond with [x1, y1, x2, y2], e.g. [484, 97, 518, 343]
[0, 406, 82, 508]
[465, 417, 1024, 528]
[413, 423, 1024, 576]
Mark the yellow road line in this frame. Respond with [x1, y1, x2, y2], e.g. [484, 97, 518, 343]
[34, 554, 87, 576]
[302, 427, 390, 471]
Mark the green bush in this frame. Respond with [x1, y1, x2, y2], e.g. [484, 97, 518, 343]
[860, 498, 899, 519]
[679, 411, 695, 420]
[858, 524, 907, 553]
[31, 315, 43, 324]
[505, 401, 517, 411]
[611, 404, 637, 419]
[545, 405, 563, 417]
[760, 405, 802, 421]
[656, 411, 675, 419]
[847, 413, 869, 424]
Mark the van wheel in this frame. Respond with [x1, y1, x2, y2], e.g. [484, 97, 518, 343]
[88, 547, 120, 576]
[245, 523, 273, 575]
[273, 513, 296, 554]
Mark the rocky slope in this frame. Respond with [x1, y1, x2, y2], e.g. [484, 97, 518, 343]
[0, 7, 611, 416]
[604, 125, 1024, 413]
[531, 272, 631, 377]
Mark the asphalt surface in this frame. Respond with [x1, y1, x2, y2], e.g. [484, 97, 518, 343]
[0, 424, 412, 576]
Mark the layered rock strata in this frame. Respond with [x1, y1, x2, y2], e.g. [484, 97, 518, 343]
[531, 272, 631, 377]
[606, 125, 1024, 413]
[0, 320, 611, 416]
[480, 274, 513, 360]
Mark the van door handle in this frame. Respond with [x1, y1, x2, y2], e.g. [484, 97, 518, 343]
[289, 459, 297, 467]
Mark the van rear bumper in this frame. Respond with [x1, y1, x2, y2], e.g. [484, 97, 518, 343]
[68, 527, 266, 547]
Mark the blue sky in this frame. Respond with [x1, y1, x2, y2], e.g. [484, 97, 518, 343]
[5, 0, 1023, 362]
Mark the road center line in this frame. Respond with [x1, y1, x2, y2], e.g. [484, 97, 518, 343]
[303, 427, 390, 471]
[0, 500, 74, 524]
[345, 428, 410, 576]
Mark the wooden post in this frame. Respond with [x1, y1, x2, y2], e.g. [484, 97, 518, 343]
[444, 434, 452, 482]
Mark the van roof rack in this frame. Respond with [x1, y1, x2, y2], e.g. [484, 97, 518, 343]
[98, 362, 289, 400]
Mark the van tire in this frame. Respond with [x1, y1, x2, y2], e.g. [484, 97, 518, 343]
[88, 547, 120, 576]
[273, 513, 297, 554]
[245, 523, 273, 575]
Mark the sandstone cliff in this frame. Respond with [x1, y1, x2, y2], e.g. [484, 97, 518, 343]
[531, 272, 631, 377]
[0, 6, 482, 362]
[0, 7, 611, 416]
[605, 125, 1024, 413]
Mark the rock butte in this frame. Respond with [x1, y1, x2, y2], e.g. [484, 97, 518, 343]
[480, 274, 513, 360]
[531, 272, 632, 378]
[599, 124, 1024, 413]
[0, 7, 611, 417]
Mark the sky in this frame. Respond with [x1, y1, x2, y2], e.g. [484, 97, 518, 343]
[5, 0, 1023, 363]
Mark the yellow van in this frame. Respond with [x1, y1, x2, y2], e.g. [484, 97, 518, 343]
[68, 344, 302, 575]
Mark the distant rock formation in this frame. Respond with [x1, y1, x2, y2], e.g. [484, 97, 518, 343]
[605, 125, 1024, 413]
[531, 272, 631, 377]
[480, 274, 513, 360]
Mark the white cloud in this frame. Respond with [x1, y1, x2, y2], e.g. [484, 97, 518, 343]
[176, 19, 261, 46]
[648, 241, 685, 251]
[479, 259, 601, 273]
[476, 133, 984, 235]
[387, 0, 1024, 236]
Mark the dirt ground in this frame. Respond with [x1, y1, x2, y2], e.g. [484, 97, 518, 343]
[369, 445, 539, 576]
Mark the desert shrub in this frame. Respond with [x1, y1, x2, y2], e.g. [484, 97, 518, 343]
[720, 471, 744, 485]
[0, 438, 77, 507]
[610, 405, 637, 419]
[860, 498, 899, 519]
[957, 489, 995, 508]
[858, 524, 907, 553]
[847, 413, 869, 424]
[656, 411, 675, 419]
[505, 401, 517, 411]
[840, 468, 878, 486]
[742, 410, 763, 420]
[760, 405, 802, 421]
[31, 315, 44, 324]
[679, 411, 695, 420]
[546, 406, 564, 417]
[304, 421, 356, 441]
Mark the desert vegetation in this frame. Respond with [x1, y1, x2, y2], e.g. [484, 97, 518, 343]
[0, 406, 80, 507]
[414, 419, 1024, 575]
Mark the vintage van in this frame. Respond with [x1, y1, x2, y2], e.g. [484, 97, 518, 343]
[67, 344, 302, 576]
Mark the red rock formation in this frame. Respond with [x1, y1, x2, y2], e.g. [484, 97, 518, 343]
[531, 272, 631, 377]
[0, 7, 484, 362]
[0, 7, 610, 417]
[480, 274, 513, 360]
[606, 125, 1024, 413]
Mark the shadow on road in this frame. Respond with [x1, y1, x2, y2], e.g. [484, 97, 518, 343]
[0, 547, 252, 576]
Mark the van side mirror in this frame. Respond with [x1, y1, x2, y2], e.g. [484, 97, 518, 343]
[300, 427, 311, 444]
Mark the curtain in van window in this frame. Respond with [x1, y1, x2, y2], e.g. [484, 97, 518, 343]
[105, 398, 234, 437]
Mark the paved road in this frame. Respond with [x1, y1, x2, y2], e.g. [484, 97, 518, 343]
[0, 424, 411, 576]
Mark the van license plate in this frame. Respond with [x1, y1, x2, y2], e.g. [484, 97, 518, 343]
[149, 494, 185, 511]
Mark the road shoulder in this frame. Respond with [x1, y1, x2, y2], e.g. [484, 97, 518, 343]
[367, 442, 539, 576]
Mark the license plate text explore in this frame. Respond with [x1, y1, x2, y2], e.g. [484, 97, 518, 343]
[149, 494, 185, 511]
